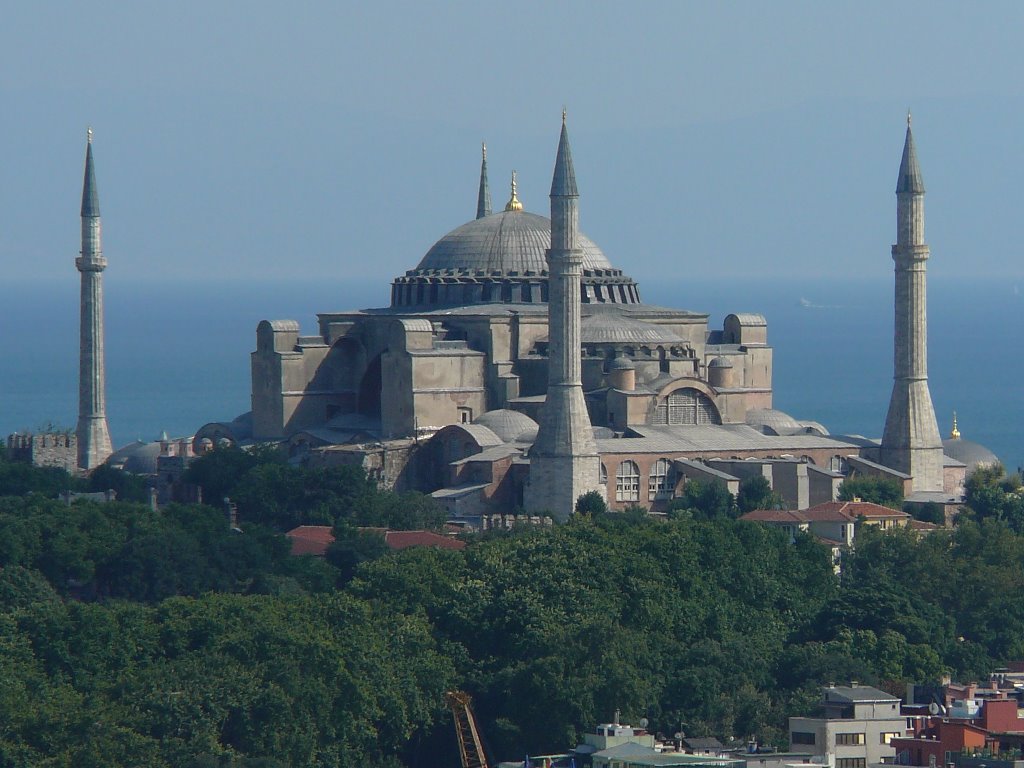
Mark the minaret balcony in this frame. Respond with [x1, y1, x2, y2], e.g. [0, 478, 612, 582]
[75, 256, 108, 272]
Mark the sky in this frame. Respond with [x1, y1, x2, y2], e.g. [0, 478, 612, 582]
[3, 2, 1024, 284]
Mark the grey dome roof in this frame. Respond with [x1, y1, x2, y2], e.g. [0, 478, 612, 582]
[709, 356, 734, 368]
[746, 408, 801, 435]
[609, 356, 636, 371]
[107, 440, 162, 475]
[578, 314, 684, 345]
[417, 210, 612, 274]
[473, 409, 540, 443]
[943, 438, 1000, 475]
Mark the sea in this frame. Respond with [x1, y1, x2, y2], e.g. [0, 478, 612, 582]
[2, 275, 1021, 471]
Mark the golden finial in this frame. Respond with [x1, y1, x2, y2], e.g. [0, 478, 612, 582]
[951, 411, 960, 440]
[505, 170, 523, 211]
[87, 126, 93, 144]
[907, 110, 912, 128]
[482, 142, 486, 161]
[562, 106, 567, 124]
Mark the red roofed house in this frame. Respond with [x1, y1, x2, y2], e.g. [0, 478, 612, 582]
[286, 525, 336, 557]
[285, 525, 465, 557]
[741, 501, 912, 550]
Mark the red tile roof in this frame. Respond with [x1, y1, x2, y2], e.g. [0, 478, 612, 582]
[804, 501, 909, 521]
[739, 509, 807, 524]
[286, 525, 335, 557]
[284, 526, 466, 556]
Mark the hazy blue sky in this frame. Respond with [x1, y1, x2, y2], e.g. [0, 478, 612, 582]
[3, 2, 1024, 284]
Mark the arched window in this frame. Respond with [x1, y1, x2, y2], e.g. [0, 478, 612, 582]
[600, 463, 608, 485]
[616, 460, 640, 502]
[648, 458, 674, 500]
[652, 388, 721, 425]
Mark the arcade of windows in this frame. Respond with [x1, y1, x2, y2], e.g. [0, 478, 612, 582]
[612, 458, 677, 503]
[652, 388, 721, 426]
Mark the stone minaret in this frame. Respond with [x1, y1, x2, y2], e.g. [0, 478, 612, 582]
[476, 142, 491, 219]
[525, 114, 604, 519]
[76, 129, 113, 470]
[880, 114, 943, 492]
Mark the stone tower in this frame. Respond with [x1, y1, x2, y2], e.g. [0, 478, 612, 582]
[76, 129, 113, 470]
[525, 115, 604, 519]
[476, 142, 491, 219]
[879, 115, 943, 492]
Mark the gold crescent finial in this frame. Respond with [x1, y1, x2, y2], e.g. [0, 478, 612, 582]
[87, 126, 93, 144]
[504, 170, 523, 211]
[951, 411, 960, 440]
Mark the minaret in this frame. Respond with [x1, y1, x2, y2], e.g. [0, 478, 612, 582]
[76, 128, 113, 470]
[476, 142, 491, 219]
[879, 113, 943, 492]
[525, 113, 604, 519]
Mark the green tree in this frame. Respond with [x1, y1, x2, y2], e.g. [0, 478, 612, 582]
[737, 475, 784, 513]
[838, 475, 904, 508]
[668, 480, 736, 520]
[574, 490, 608, 517]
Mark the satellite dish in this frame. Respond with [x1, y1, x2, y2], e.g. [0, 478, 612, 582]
[674, 732, 683, 740]
[929, 702, 940, 715]
[640, 718, 649, 729]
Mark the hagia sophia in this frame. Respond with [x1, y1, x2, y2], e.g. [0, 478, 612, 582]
[12, 114, 1001, 524]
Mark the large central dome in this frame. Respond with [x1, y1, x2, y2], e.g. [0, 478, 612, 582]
[389, 157, 641, 310]
[416, 210, 613, 274]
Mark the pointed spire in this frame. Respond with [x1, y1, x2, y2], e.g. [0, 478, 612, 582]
[476, 142, 492, 219]
[504, 170, 523, 211]
[950, 411, 960, 440]
[896, 112, 925, 194]
[81, 127, 100, 217]
[551, 111, 578, 197]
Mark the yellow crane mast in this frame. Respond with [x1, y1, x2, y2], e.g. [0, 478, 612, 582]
[445, 690, 489, 768]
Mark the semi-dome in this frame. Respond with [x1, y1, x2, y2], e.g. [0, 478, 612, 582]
[473, 408, 539, 443]
[417, 210, 612, 274]
[577, 314, 685, 345]
[746, 408, 802, 435]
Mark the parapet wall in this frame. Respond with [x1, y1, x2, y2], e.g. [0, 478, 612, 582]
[7, 433, 79, 473]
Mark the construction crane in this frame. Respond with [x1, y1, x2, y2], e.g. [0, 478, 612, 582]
[446, 690, 489, 768]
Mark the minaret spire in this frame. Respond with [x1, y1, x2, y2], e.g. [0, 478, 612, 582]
[880, 115, 943, 491]
[476, 142, 491, 219]
[525, 112, 603, 519]
[76, 128, 113, 470]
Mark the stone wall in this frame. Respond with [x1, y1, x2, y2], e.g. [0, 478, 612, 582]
[7, 433, 78, 473]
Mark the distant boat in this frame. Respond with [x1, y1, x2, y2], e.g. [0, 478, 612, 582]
[799, 297, 840, 310]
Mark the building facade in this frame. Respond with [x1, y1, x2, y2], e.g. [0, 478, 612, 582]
[789, 685, 906, 768]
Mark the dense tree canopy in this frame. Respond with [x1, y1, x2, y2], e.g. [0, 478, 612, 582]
[0, 449, 1023, 765]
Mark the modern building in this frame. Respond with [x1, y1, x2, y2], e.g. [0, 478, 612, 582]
[789, 685, 906, 768]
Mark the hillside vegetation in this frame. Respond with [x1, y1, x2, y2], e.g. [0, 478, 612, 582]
[1, 445, 1022, 767]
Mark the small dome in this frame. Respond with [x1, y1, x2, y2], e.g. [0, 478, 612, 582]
[106, 440, 162, 475]
[708, 356, 734, 369]
[609, 357, 636, 371]
[417, 210, 611, 274]
[473, 409, 540, 443]
[746, 408, 801, 435]
[943, 438, 1000, 476]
